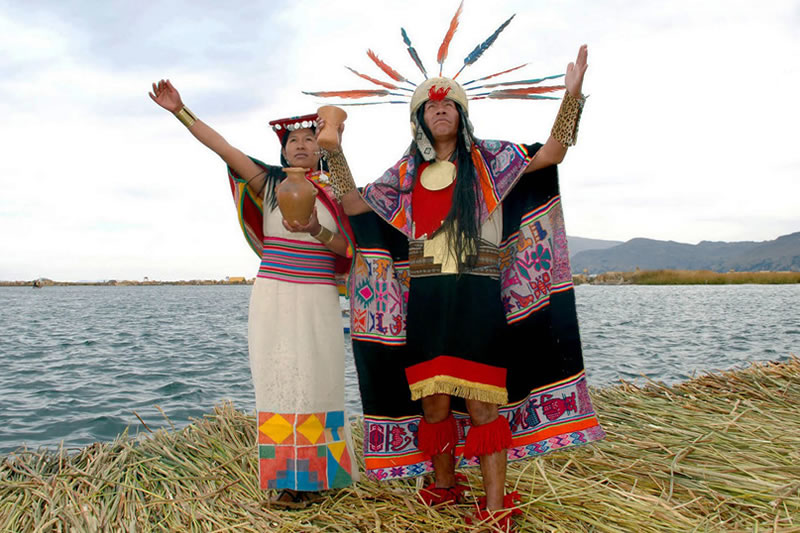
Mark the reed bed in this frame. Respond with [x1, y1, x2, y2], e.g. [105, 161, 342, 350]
[575, 270, 800, 285]
[2, 358, 798, 532]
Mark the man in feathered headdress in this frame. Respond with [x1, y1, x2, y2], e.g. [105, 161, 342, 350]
[313, 6, 603, 528]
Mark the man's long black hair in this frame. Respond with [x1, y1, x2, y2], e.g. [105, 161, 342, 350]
[412, 102, 481, 270]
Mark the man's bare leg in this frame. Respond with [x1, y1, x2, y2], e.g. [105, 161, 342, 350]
[421, 393, 455, 487]
[465, 399, 506, 510]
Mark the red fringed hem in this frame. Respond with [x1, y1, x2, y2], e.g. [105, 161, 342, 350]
[417, 415, 459, 457]
[463, 416, 512, 459]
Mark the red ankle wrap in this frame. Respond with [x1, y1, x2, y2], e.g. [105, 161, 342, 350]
[417, 414, 458, 457]
[463, 416, 512, 458]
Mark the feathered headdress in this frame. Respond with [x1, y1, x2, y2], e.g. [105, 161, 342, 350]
[304, 2, 565, 111]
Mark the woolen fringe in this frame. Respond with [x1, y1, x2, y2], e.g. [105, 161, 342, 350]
[417, 415, 459, 457]
[409, 377, 508, 405]
[463, 416, 512, 459]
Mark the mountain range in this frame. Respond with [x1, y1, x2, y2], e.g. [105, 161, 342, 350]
[568, 232, 800, 274]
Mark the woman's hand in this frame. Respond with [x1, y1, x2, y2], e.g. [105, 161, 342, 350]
[282, 207, 322, 235]
[564, 45, 589, 98]
[149, 79, 183, 113]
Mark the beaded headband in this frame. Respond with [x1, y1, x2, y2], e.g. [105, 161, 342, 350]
[268, 113, 319, 143]
[303, 1, 566, 115]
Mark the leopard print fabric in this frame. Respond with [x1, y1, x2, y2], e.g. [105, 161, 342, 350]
[551, 92, 586, 147]
[323, 148, 356, 200]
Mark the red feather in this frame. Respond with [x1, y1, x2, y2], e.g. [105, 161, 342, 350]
[366, 50, 407, 83]
[489, 85, 565, 96]
[303, 89, 392, 99]
[437, 0, 463, 74]
[346, 67, 400, 90]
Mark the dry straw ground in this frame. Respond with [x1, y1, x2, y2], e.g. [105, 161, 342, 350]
[2, 358, 799, 532]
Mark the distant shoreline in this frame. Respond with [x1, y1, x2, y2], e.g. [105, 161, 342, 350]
[3, 269, 799, 287]
[574, 269, 800, 285]
[1, 279, 254, 287]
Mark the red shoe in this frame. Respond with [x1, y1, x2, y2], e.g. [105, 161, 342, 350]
[419, 473, 470, 506]
[465, 492, 522, 531]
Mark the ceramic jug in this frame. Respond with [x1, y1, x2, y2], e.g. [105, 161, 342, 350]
[277, 167, 317, 225]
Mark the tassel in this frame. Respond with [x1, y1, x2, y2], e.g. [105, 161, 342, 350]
[366, 50, 412, 85]
[437, 0, 463, 76]
[401, 28, 428, 79]
[417, 415, 459, 457]
[302, 89, 403, 99]
[344, 67, 412, 91]
[463, 416, 511, 459]
[453, 14, 515, 80]
[461, 63, 529, 86]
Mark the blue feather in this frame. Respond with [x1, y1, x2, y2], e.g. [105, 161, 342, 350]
[401, 27, 428, 79]
[401, 28, 411, 47]
[453, 14, 515, 79]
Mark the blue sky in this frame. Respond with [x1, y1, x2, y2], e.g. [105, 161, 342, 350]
[1, 0, 798, 280]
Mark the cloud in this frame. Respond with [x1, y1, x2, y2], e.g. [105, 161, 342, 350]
[1, 0, 798, 280]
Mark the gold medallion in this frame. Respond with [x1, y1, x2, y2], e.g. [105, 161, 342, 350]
[420, 161, 456, 191]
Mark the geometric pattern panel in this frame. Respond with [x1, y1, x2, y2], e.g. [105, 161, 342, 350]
[258, 412, 296, 445]
[257, 410, 353, 491]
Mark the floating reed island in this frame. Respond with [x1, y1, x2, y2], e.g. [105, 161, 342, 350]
[573, 269, 800, 285]
[2, 359, 798, 532]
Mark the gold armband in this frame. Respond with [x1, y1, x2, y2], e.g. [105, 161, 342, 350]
[175, 106, 198, 128]
[551, 91, 586, 147]
[322, 148, 356, 200]
[312, 225, 335, 245]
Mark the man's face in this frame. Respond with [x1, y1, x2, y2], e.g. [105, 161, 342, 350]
[423, 99, 460, 142]
[282, 128, 321, 168]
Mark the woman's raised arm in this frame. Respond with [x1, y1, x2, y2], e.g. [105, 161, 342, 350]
[149, 79, 267, 194]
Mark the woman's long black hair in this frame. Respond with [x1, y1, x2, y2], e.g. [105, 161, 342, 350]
[257, 126, 329, 210]
[413, 103, 481, 270]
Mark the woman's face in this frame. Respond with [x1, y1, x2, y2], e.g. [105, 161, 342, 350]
[423, 99, 460, 142]
[282, 128, 321, 168]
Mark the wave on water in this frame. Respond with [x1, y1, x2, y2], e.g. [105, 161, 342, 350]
[0, 284, 796, 453]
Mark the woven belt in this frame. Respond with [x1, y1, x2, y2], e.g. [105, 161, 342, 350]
[408, 239, 500, 278]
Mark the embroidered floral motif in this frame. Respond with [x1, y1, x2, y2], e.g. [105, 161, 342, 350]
[532, 244, 552, 272]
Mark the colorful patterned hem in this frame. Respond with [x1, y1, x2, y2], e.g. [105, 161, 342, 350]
[362, 371, 604, 480]
[257, 410, 354, 491]
[258, 237, 336, 286]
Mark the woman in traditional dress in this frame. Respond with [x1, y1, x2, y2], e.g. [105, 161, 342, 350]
[149, 79, 359, 506]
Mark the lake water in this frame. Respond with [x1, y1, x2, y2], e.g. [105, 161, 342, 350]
[0, 284, 797, 454]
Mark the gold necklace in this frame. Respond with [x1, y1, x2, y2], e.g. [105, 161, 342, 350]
[420, 160, 456, 191]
